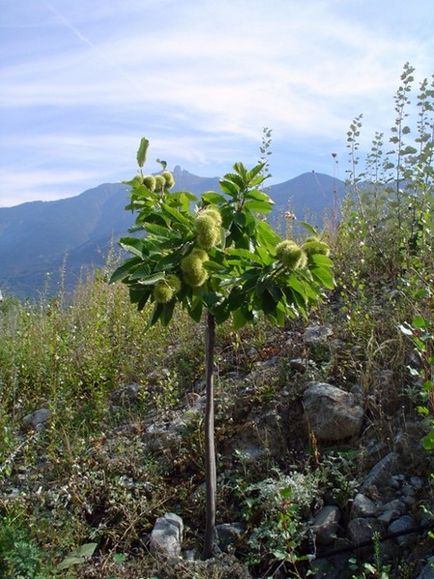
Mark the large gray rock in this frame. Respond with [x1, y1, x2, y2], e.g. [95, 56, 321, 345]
[388, 515, 415, 547]
[311, 506, 341, 545]
[150, 513, 183, 558]
[348, 517, 385, 546]
[351, 493, 377, 518]
[303, 383, 364, 441]
[417, 557, 434, 579]
[215, 523, 245, 552]
[361, 453, 400, 493]
[304, 325, 333, 345]
[22, 408, 50, 430]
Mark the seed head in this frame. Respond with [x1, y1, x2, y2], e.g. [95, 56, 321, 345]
[142, 175, 156, 191]
[162, 171, 175, 189]
[202, 207, 222, 226]
[275, 240, 307, 269]
[302, 238, 330, 257]
[154, 175, 166, 192]
[196, 214, 219, 249]
[181, 254, 208, 287]
[166, 274, 182, 293]
[153, 280, 174, 303]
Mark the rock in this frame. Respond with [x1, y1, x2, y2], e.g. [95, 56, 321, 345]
[303, 383, 364, 441]
[304, 325, 333, 345]
[311, 506, 341, 545]
[351, 493, 377, 518]
[110, 383, 142, 406]
[150, 512, 183, 558]
[410, 476, 423, 490]
[304, 326, 333, 361]
[215, 523, 245, 552]
[348, 517, 385, 546]
[388, 515, 415, 547]
[22, 408, 50, 430]
[417, 557, 434, 579]
[289, 358, 309, 373]
[360, 452, 400, 493]
[377, 499, 407, 524]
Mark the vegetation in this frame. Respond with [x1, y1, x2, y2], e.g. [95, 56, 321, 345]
[0, 64, 432, 577]
[111, 138, 333, 557]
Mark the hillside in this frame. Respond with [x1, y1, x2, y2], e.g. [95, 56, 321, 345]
[0, 169, 344, 299]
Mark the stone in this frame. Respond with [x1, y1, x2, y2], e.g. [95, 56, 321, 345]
[417, 557, 434, 579]
[22, 408, 50, 430]
[289, 358, 309, 373]
[311, 506, 341, 545]
[304, 325, 333, 345]
[410, 476, 423, 490]
[348, 517, 385, 546]
[215, 523, 245, 552]
[150, 512, 183, 558]
[360, 452, 400, 493]
[304, 326, 333, 362]
[388, 515, 416, 547]
[351, 493, 377, 518]
[303, 383, 364, 441]
[110, 383, 140, 405]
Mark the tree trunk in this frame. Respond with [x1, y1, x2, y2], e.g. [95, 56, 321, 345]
[203, 311, 216, 559]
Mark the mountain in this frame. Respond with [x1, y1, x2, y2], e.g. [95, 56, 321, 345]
[0, 168, 345, 299]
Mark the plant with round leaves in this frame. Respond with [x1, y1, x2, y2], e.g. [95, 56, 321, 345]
[110, 139, 334, 558]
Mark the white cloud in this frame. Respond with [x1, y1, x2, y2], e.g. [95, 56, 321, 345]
[0, 0, 432, 205]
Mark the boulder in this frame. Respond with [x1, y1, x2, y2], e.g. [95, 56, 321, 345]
[215, 523, 245, 552]
[351, 493, 377, 518]
[150, 513, 183, 558]
[348, 517, 385, 546]
[388, 515, 416, 547]
[311, 506, 341, 545]
[417, 557, 434, 579]
[360, 453, 400, 493]
[303, 383, 364, 441]
[22, 408, 50, 430]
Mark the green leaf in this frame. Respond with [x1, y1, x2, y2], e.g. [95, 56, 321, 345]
[149, 302, 163, 327]
[412, 315, 427, 329]
[244, 189, 272, 203]
[246, 162, 266, 181]
[113, 553, 127, 564]
[310, 254, 333, 268]
[145, 222, 171, 236]
[311, 267, 335, 289]
[57, 543, 98, 570]
[190, 299, 203, 322]
[202, 191, 227, 205]
[136, 137, 149, 168]
[109, 256, 142, 283]
[299, 222, 318, 236]
[244, 200, 273, 214]
[232, 308, 250, 329]
[162, 204, 191, 226]
[226, 248, 264, 264]
[135, 271, 166, 285]
[161, 300, 176, 326]
[119, 237, 146, 258]
[220, 178, 239, 197]
[422, 430, 434, 451]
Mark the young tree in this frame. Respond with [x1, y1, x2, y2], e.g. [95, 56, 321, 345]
[111, 138, 334, 558]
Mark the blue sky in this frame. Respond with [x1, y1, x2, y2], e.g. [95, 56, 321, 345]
[0, 0, 433, 207]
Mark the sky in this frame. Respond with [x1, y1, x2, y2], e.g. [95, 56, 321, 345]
[0, 0, 433, 207]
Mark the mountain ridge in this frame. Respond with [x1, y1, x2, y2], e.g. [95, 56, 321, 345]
[0, 169, 346, 299]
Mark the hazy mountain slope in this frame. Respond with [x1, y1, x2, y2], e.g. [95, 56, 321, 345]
[0, 170, 345, 299]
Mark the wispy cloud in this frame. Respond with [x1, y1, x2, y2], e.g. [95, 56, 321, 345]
[0, 0, 432, 205]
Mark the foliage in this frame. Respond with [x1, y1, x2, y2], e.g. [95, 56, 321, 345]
[240, 471, 320, 572]
[0, 516, 48, 578]
[111, 149, 334, 329]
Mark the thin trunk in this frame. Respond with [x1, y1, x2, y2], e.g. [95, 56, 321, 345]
[203, 311, 216, 559]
